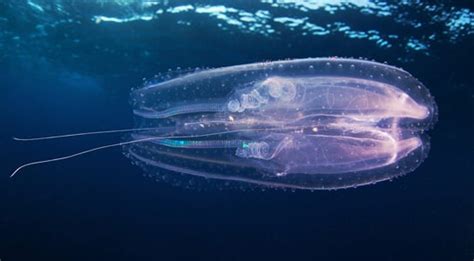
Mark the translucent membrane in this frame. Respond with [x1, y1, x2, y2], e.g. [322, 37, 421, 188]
[129, 58, 436, 189]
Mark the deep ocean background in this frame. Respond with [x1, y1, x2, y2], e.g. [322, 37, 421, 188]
[1, 1, 473, 260]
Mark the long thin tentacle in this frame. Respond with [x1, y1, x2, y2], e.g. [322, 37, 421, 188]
[10, 136, 160, 178]
[12, 127, 168, 141]
[10, 126, 298, 178]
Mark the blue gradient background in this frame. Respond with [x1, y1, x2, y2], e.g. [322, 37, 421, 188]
[1, 1, 473, 260]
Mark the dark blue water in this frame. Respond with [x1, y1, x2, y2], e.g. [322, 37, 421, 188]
[1, 1, 473, 260]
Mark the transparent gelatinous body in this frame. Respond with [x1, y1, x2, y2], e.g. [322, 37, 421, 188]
[125, 58, 437, 190]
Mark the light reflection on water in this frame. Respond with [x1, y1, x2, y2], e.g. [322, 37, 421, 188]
[0, 0, 472, 66]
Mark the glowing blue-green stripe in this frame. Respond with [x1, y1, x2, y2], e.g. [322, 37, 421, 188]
[155, 139, 245, 149]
